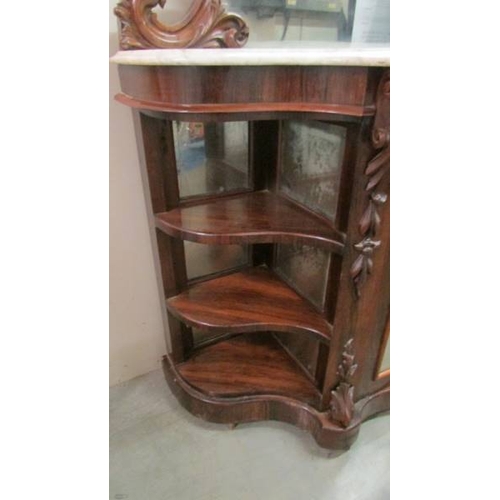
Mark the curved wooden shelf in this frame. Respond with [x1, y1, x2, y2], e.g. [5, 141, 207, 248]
[163, 344, 390, 450]
[177, 334, 320, 406]
[155, 191, 345, 253]
[166, 266, 333, 343]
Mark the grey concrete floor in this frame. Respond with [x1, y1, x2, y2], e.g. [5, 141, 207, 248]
[110, 369, 390, 500]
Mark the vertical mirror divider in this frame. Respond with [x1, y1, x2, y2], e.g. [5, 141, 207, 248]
[272, 118, 330, 392]
[251, 120, 279, 193]
[251, 120, 280, 269]
[314, 122, 358, 409]
[133, 110, 193, 363]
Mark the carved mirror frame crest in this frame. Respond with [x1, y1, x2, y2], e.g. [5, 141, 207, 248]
[114, 0, 249, 50]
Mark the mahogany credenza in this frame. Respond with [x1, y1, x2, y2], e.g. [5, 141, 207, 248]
[112, 0, 389, 450]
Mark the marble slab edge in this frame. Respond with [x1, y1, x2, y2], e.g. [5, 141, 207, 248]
[110, 47, 390, 67]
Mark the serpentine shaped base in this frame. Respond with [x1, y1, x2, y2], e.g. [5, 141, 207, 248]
[162, 354, 389, 450]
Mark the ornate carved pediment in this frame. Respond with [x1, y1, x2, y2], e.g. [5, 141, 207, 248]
[114, 0, 249, 50]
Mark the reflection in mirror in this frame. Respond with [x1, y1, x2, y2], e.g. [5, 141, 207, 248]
[227, 0, 389, 45]
[184, 241, 249, 281]
[274, 331, 319, 379]
[192, 327, 223, 346]
[279, 121, 346, 223]
[378, 317, 390, 374]
[152, 0, 195, 25]
[174, 121, 249, 199]
[379, 335, 390, 372]
[274, 243, 330, 310]
[228, 0, 352, 43]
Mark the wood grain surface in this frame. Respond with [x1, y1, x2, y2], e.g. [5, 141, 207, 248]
[163, 350, 389, 450]
[114, 0, 249, 50]
[166, 266, 333, 342]
[117, 56, 391, 448]
[155, 191, 345, 253]
[117, 65, 382, 115]
[177, 333, 321, 406]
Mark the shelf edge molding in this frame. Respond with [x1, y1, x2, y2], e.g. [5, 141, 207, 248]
[116, 93, 376, 117]
[155, 192, 345, 253]
[166, 267, 333, 343]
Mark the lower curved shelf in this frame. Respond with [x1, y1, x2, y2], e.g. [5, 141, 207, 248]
[176, 334, 321, 406]
[162, 335, 390, 450]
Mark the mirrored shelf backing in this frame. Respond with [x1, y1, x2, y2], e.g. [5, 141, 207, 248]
[377, 315, 390, 377]
[184, 240, 250, 281]
[379, 336, 390, 373]
[173, 120, 250, 199]
[274, 242, 330, 311]
[279, 120, 346, 224]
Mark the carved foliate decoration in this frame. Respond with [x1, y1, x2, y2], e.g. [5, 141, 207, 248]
[351, 70, 390, 298]
[330, 339, 358, 427]
[114, 0, 249, 50]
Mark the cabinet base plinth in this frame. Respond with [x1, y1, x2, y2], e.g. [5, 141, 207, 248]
[162, 354, 389, 451]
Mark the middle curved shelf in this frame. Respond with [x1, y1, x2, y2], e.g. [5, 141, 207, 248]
[166, 266, 332, 343]
[155, 190, 345, 253]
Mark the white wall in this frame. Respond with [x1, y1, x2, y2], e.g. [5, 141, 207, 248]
[109, 1, 168, 386]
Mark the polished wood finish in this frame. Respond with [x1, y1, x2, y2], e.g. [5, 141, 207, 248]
[320, 112, 390, 404]
[329, 339, 357, 427]
[177, 334, 321, 406]
[116, 65, 381, 115]
[163, 350, 389, 450]
[116, 93, 376, 118]
[351, 70, 390, 298]
[114, 26, 390, 448]
[155, 191, 345, 253]
[132, 111, 193, 362]
[167, 266, 332, 343]
[114, 0, 249, 50]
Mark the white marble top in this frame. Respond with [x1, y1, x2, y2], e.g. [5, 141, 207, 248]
[111, 44, 389, 67]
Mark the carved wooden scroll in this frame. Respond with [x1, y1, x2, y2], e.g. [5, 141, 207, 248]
[330, 339, 358, 427]
[114, 0, 249, 50]
[351, 70, 390, 298]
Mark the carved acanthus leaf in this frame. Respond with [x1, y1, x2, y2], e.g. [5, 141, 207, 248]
[114, 0, 249, 50]
[351, 70, 390, 299]
[330, 339, 358, 428]
[330, 383, 354, 428]
[336, 338, 358, 381]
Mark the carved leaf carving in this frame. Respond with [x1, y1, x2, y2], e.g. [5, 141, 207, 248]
[358, 203, 373, 236]
[330, 339, 358, 428]
[365, 146, 390, 177]
[330, 383, 354, 428]
[114, 0, 249, 50]
[351, 70, 390, 299]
